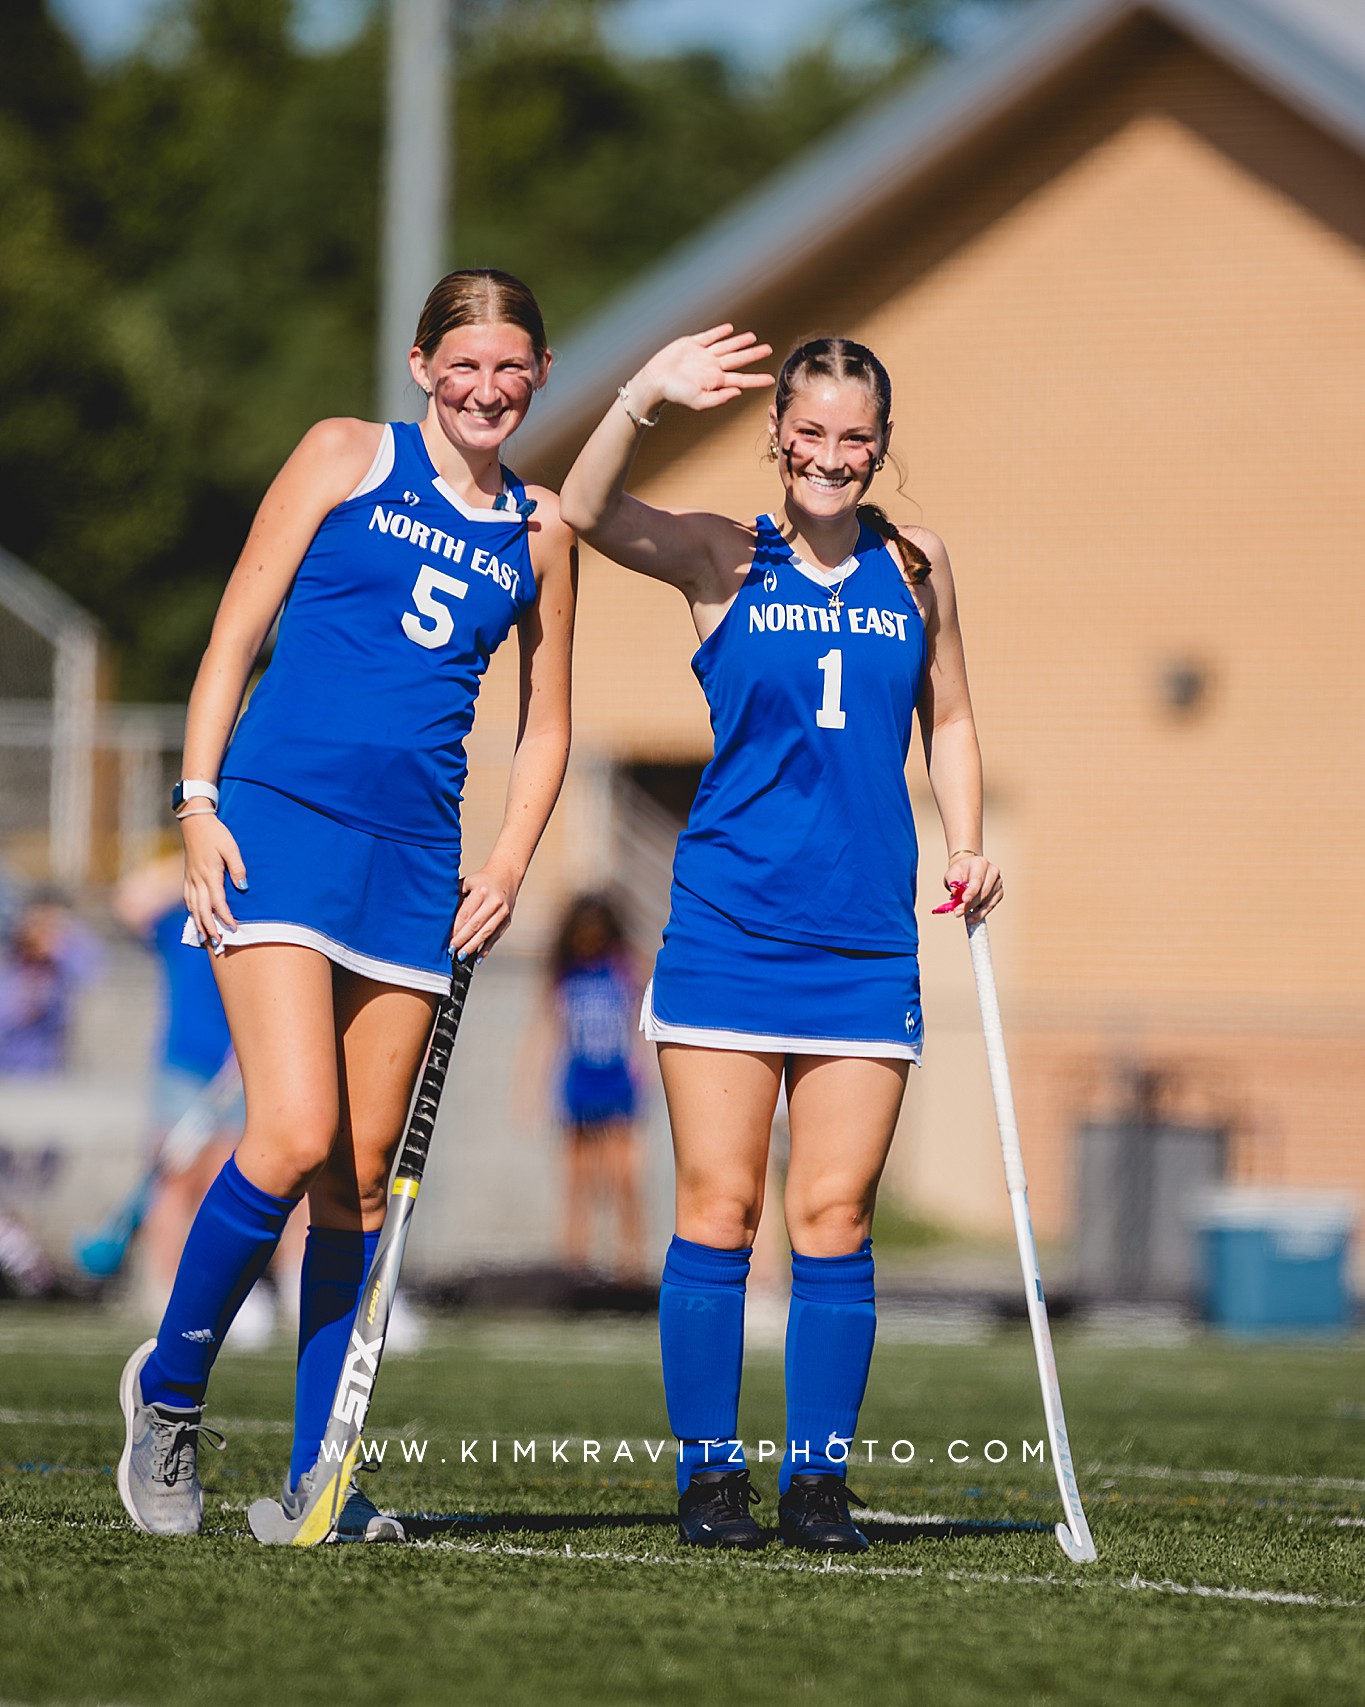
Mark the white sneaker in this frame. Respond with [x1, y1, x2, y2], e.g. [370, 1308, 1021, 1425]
[279, 1464, 406, 1543]
[336, 1476, 407, 1543]
[117, 1338, 225, 1535]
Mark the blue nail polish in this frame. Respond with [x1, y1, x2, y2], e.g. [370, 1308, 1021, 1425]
[456, 949, 467, 963]
[235, 877, 249, 891]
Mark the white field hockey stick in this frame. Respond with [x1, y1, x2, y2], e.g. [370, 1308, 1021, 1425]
[967, 918, 1097, 1564]
[247, 961, 473, 1546]
[72, 1054, 242, 1279]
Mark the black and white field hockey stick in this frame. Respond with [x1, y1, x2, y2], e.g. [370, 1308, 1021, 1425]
[248, 960, 474, 1546]
[967, 918, 1097, 1563]
[72, 1054, 243, 1279]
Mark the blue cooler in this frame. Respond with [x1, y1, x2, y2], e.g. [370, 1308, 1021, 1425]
[1193, 1189, 1357, 1333]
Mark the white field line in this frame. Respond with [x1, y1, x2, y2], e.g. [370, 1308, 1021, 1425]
[4, 1509, 1357, 1611]
[1091, 1464, 1365, 1495]
[0, 1407, 289, 1433]
[860, 1510, 1043, 1527]
[414, 1536, 1365, 1609]
[864, 1510, 959, 1524]
[198, 1499, 1365, 1535]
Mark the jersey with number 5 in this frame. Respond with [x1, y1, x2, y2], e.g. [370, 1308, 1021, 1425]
[222, 421, 536, 848]
[670, 513, 927, 951]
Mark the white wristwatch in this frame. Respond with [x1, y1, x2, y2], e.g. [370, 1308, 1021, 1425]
[171, 779, 220, 815]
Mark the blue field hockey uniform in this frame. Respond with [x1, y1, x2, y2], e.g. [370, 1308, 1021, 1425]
[556, 956, 640, 1129]
[645, 513, 927, 1059]
[186, 421, 537, 991]
[653, 511, 929, 1509]
[131, 419, 542, 1502]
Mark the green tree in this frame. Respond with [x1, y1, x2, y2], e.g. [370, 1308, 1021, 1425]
[865, 0, 1041, 53]
[2, 0, 384, 695]
[0, 0, 923, 699]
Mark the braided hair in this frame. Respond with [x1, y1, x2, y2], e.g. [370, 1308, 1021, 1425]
[774, 337, 931, 587]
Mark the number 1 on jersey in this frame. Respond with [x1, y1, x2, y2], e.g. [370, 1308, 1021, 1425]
[816, 649, 846, 729]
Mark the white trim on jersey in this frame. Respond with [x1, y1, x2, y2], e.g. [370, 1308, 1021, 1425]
[178, 916, 451, 994]
[639, 981, 921, 1063]
[765, 513, 863, 592]
[430, 474, 517, 521]
[346, 424, 396, 502]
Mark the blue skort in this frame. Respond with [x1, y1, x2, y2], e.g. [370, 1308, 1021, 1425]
[181, 778, 458, 994]
[643, 882, 922, 1061]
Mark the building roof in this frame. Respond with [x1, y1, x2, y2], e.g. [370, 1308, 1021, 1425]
[516, 0, 1365, 467]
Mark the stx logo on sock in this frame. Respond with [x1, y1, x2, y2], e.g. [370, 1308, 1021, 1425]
[332, 1328, 383, 1426]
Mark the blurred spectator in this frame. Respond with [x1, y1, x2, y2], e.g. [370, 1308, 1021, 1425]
[522, 892, 648, 1283]
[0, 890, 103, 1073]
[0, 1208, 59, 1299]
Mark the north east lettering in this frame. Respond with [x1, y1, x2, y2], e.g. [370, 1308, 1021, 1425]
[748, 604, 909, 640]
[369, 505, 521, 595]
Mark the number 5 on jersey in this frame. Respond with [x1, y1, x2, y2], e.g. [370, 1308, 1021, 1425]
[403, 564, 469, 650]
[816, 649, 846, 730]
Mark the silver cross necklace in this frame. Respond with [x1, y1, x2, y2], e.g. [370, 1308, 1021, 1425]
[776, 516, 853, 612]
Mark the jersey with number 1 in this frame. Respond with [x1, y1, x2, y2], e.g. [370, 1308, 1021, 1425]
[222, 420, 537, 848]
[670, 514, 927, 952]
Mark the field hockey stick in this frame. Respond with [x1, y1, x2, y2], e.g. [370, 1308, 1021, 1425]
[248, 960, 474, 1546]
[966, 917, 1097, 1564]
[71, 1054, 242, 1279]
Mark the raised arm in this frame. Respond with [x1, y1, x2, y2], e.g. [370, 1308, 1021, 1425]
[911, 527, 1003, 924]
[452, 490, 577, 961]
[559, 325, 773, 605]
[180, 418, 382, 947]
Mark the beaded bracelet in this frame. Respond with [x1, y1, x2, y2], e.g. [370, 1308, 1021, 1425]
[617, 386, 662, 429]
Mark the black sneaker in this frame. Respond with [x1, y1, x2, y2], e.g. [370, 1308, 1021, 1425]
[778, 1473, 870, 1553]
[677, 1468, 765, 1549]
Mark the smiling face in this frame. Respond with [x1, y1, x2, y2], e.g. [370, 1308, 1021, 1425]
[410, 321, 548, 451]
[771, 377, 888, 524]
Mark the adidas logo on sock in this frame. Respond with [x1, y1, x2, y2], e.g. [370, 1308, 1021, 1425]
[181, 1328, 216, 1344]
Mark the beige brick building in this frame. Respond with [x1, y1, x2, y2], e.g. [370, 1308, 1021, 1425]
[461, 0, 1365, 1273]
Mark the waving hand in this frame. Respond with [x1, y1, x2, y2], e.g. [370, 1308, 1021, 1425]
[630, 325, 774, 415]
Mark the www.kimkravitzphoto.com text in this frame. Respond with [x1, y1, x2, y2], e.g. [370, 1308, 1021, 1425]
[327, 1437, 1049, 1469]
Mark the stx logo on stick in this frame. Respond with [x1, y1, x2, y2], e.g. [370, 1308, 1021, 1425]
[333, 1328, 384, 1426]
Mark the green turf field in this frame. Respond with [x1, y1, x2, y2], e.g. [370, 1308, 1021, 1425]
[2, 1307, 1363, 1707]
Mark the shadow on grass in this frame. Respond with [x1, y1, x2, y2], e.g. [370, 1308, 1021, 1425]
[397, 1510, 1051, 1544]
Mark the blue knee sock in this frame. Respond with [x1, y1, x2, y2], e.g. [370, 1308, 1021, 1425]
[289, 1225, 381, 1489]
[781, 1239, 876, 1493]
[659, 1235, 751, 1493]
[142, 1155, 299, 1409]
